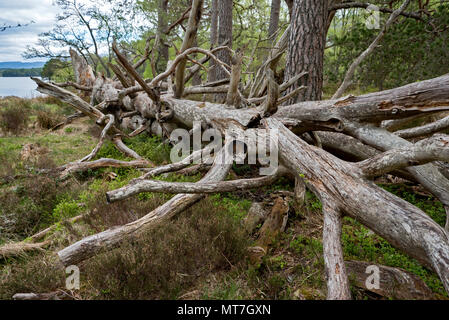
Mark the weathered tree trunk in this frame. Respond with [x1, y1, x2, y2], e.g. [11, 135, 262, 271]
[268, 0, 281, 43]
[174, 0, 204, 98]
[191, 39, 203, 86]
[345, 260, 435, 300]
[208, 0, 219, 83]
[284, 0, 293, 18]
[156, 0, 169, 74]
[322, 199, 351, 300]
[225, 49, 244, 107]
[283, 0, 329, 103]
[215, 0, 233, 101]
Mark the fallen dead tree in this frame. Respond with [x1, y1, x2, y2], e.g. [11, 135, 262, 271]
[21, 0, 449, 300]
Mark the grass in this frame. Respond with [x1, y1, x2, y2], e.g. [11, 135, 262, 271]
[0, 132, 96, 167]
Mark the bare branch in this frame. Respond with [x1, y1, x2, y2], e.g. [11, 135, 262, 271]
[174, 0, 204, 98]
[330, 2, 425, 22]
[0, 241, 49, 259]
[57, 141, 234, 266]
[112, 41, 160, 103]
[57, 158, 151, 179]
[261, 68, 280, 116]
[226, 49, 244, 106]
[12, 291, 72, 301]
[112, 135, 147, 160]
[139, 145, 214, 179]
[150, 47, 231, 88]
[79, 114, 115, 162]
[106, 173, 281, 203]
[358, 134, 449, 177]
[322, 200, 351, 300]
[133, 35, 155, 70]
[343, 122, 449, 209]
[395, 114, 449, 139]
[109, 63, 134, 89]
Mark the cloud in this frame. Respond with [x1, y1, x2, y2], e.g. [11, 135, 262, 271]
[0, 0, 61, 62]
[0, 1, 146, 63]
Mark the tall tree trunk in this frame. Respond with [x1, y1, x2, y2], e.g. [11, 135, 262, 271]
[157, 0, 169, 74]
[284, 0, 293, 18]
[284, 0, 329, 103]
[208, 0, 218, 82]
[268, 0, 281, 44]
[174, 0, 204, 98]
[192, 39, 202, 86]
[215, 0, 233, 101]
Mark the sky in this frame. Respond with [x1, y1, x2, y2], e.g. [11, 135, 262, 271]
[0, 0, 61, 62]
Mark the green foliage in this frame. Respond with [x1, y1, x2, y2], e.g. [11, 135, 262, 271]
[267, 254, 288, 271]
[201, 277, 246, 300]
[41, 58, 73, 81]
[210, 194, 252, 221]
[325, 2, 449, 91]
[290, 235, 323, 258]
[96, 133, 171, 165]
[52, 199, 83, 221]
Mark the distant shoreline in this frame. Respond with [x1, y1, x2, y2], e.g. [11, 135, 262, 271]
[0, 68, 42, 77]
